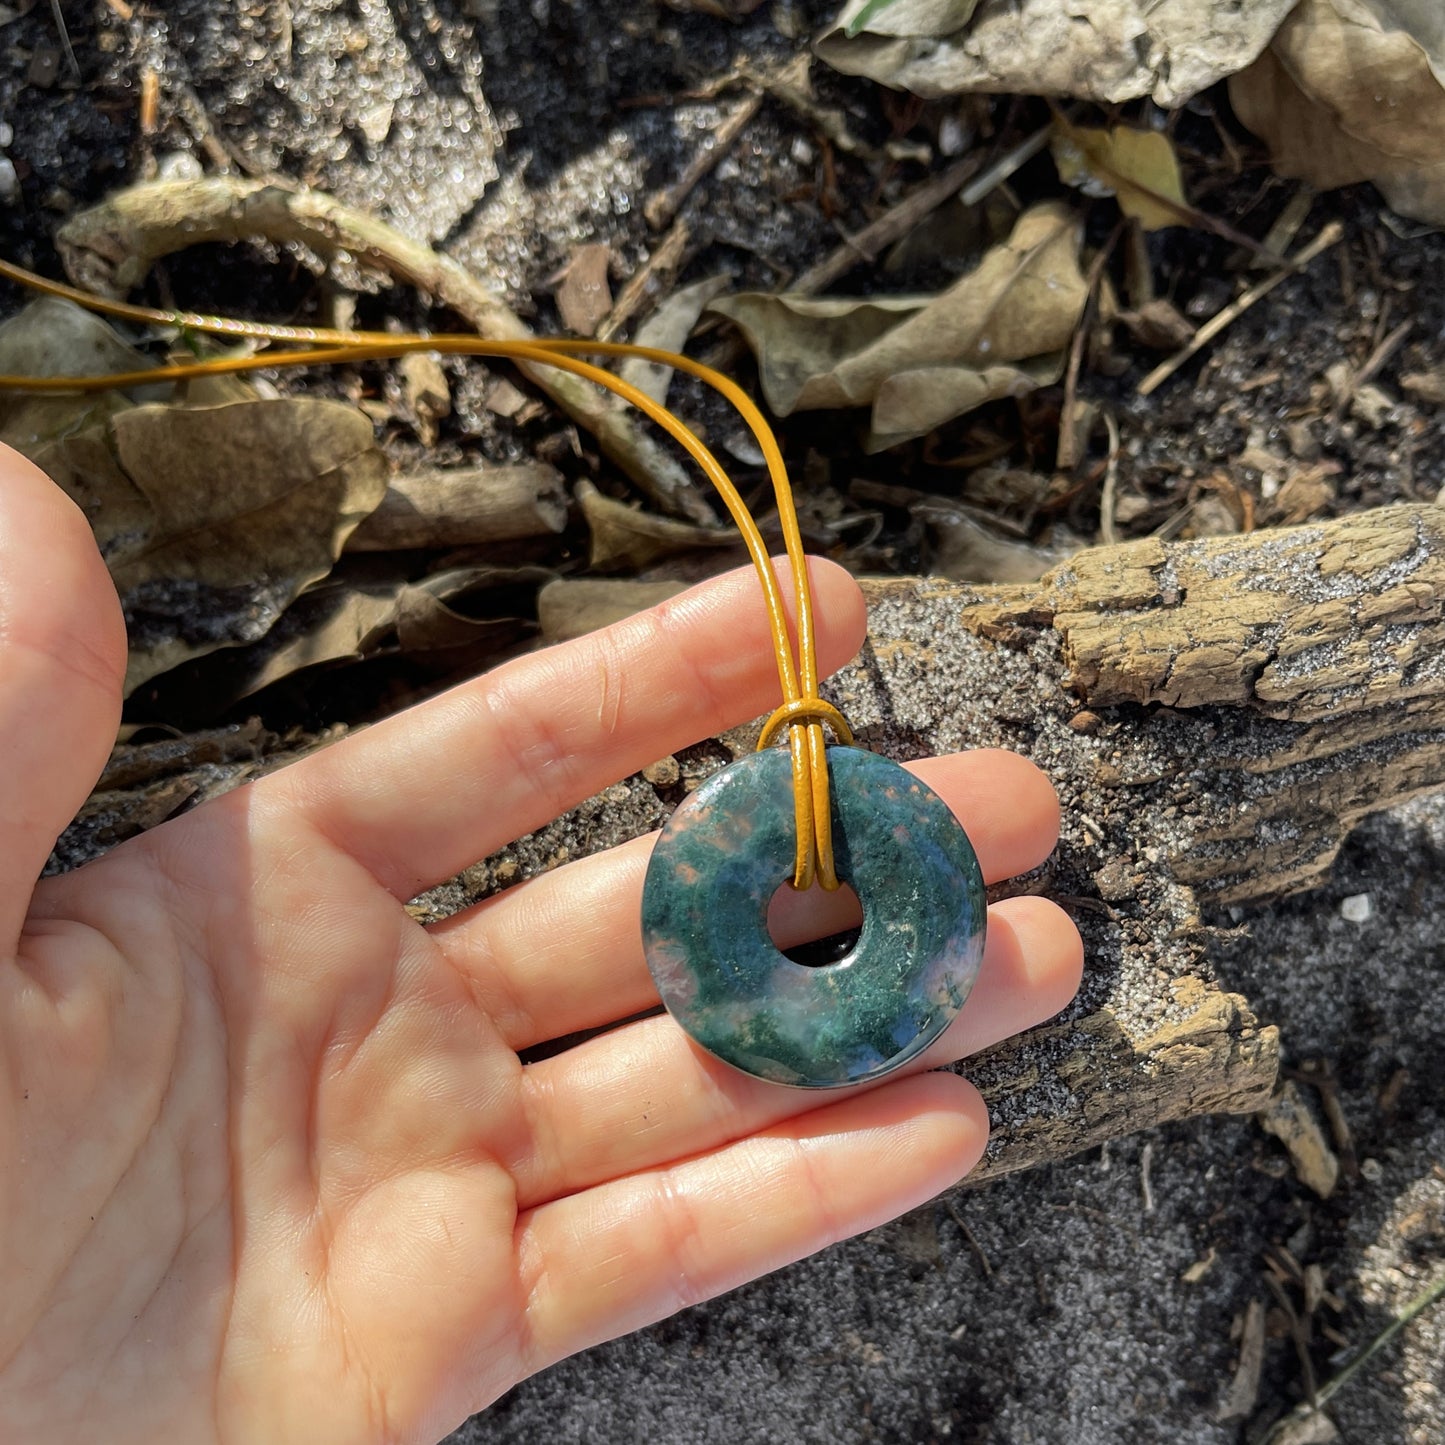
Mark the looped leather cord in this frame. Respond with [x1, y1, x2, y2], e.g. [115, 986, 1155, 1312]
[0, 258, 856, 890]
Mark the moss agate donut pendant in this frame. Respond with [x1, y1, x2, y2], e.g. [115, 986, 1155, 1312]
[641, 746, 987, 1088]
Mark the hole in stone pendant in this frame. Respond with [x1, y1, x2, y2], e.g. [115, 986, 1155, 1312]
[767, 880, 863, 967]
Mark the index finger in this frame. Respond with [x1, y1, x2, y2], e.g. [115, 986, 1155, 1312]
[259, 557, 868, 900]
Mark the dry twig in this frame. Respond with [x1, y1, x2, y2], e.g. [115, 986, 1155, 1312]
[1138, 223, 1345, 397]
[54, 177, 716, 523]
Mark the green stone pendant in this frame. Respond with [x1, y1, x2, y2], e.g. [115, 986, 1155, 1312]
[641, 745, 987, 1088]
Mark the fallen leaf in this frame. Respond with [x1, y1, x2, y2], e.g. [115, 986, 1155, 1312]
[537, 577, 691, 642]
[398, 351, 451, 446]
[1051, 121, 1189, 231]
[1230, 0, 1445, 225]
[145, 563, 547, 717]
[1263, 469, 1336, 526]
[917, 503, 1079, 582]
[578, 480, 741, 572]
[817, 0, 1300, 107]
[710, 202, 1086, 449]
[0, 297, 163, 455]
[1258, 1080, 1340, 1198]
[554, 242, 614, 338]
[29, 398, 388, 694]
[617, 273, 733, 406]
[1117, 297, 1195, 350]
[1402, 368, 1445, 404]
[1269, 1412, 1340, 1445]
[1216, 1299, 1266, 1422]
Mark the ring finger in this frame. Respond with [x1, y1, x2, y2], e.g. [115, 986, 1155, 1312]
[504, 892, 1081, 1210]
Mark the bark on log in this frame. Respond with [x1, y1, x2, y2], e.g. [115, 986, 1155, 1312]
[59, 506, 1445, 1180]
[346, 463, 568, 551]
[960, 502, 1445, 903]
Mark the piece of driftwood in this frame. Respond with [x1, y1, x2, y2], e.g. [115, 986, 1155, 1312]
[346, 463, 568, 552]
[961, 502, 1445, 904]
[56, 506, 1445, 1180]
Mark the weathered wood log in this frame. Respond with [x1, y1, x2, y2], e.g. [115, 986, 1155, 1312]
[345, 463, 568, 551]
[959, 502, 1445, 903]
[59, 506, 1445, 1179]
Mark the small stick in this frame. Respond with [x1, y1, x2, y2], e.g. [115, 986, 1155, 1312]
[1262, 1269, 1445, 1443]
[959, 125, 1051, 208]
[1253, 185, 1315, 268]
[48, 0, 80, 80]
[1139, 1139, 1155, 1214]
[1057, 220, 1123, 471]
[1138, 222, 1345, 397]
[645, 90, 763, 231]
[1099, 411, 1121, 546]
[345, 464, 568, 551]
[597, 219, 692, 342]
[1355, 317, 1412, 390]
[944, 1199, 993, 1277]
[793, 156, 980, 296]
[54, 176, 716, 523]
[746, 55, 879, 163]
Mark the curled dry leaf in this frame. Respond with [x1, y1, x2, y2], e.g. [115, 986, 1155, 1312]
[23, 396, 387, 694]
[537, 577, 691, 643]
[917, 502, 1079, 582]
[143, 563, 546, 720]
[617, 273, 734, 407]
[1051, 121, 1189, 231]
[0, 297, 163, 455]
[578, 480, 740, 572]
[1230, 0, 1445, 225]
[817, 0, 1300, 107]
[710, 202, 1086, 450]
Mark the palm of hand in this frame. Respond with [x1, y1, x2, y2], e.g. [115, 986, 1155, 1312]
[0, 449, 1081, 1445]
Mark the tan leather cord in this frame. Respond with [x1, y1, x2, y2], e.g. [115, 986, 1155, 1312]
[0, 259, 857, 890]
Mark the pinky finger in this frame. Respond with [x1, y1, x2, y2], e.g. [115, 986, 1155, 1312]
[513, 1071, 988, 1375]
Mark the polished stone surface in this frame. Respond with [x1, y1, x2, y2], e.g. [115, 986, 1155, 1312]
[641, 746, 987, 1087]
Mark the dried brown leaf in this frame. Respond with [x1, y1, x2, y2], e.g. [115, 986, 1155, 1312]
[618, 273, 733, 406]
[30, 398, 387, 694]
[710, 203, 1086, 448]
[554, 242, 614, 338]
[579, 480, 740, 572]
[1051, 123, 1189, 232]
[818, 0, 1299, 107]
[153, 563, 545, 714]
[1230, 0, 1445, 225]
[0, 297, 163, 455]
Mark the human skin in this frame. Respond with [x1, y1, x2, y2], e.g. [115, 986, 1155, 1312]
[0, 441, 1082, 1445]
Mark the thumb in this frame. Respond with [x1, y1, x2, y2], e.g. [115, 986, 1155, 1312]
[0, 441, 127, 948]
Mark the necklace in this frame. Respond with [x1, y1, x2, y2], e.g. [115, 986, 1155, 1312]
[0, 256, 988, 1087]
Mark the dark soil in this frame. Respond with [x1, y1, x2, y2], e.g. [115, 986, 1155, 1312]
[4, 2, 1444, 1442]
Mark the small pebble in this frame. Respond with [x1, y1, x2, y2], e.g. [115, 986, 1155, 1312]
[643, 755, 680, 787]
[1068, 710, 1101, 735]
[1360, 1157, 1384, 1183]
[0, 121, 13, 148]
[155, 150, 204, 183]
[938, 113, 969, 157]
[789, 136, 814, 166]
[1339, 893, 1373, 924]
[0, 157, 17, 203]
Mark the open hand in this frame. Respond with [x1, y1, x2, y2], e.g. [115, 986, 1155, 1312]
[0, 443, 1081, 1445]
